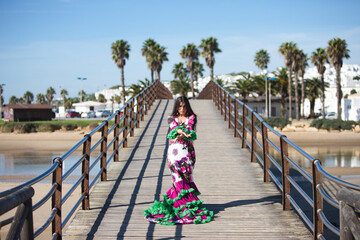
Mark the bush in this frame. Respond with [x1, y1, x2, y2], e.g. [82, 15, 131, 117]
[13, 123, 38, 133]
[264, 117, 291, 130]
[1, 123, 14, 133]
[37, 123, 61, 132]
[63, 124, 77, 131]
[311, 119, 358, 131]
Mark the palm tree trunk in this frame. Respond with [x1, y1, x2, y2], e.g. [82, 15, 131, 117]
[157, 71, 161, 81]
[288, 68, 293, 120]
[121, 67, 126, 104]
[210, 67, 214, 81]
[151, 69, 154, 82]
[301, 76, 305, 118]
[190, 69, 194, 99]
[280, 98, 286, 118]
[310, 99, 315, 117]
[335, 66, 342, 119]
[294, 72, 299, 120]
[321, 73, 326, 118]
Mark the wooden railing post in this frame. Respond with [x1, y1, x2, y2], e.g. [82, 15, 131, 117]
[123, 106, 129, 148]
[82, 135, 91, 210]
[52, 157, 62, 239]
[228, 95, 232, 129]
[261, 122, 270, 182]
[130, 100, 135, 137]
[280, 135, 290, 210]
[100, 121, 108, 181]
[312, 160, 323, 239]
[141, 92, 145, 121]
[220, 89, 224, 115]
[242, 104, 248, 148]
[215, 86, 219, 109]
[212, 82, 215, 103]
[234, 100, 239, 137]
[145, 89, 149, 115]
[250, 112, 257, 163]
[224, 92, 228, 121]
[113, 112, 120, 162]
[136, 96, 140, 128]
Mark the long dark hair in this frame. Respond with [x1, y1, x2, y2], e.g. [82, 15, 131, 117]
[170, 96, 197, 126]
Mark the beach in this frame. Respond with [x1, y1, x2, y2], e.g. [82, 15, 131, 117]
[0, 130, 359, 238]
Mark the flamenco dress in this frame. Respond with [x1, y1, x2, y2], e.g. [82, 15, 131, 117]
[143, 115, 213, 225]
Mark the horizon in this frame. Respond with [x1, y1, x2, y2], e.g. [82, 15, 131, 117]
[1, 0, 360, 102]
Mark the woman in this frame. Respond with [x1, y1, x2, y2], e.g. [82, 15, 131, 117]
[144, 96, 213, 225]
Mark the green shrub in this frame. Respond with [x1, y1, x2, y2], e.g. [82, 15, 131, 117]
[63, 124, 77, 131]
[341, 120, 357, 130]
[13, 123, 38, 133]
[1, 124, 14, 133]
[311, 119, 358, 131]
[37, 123, 61, 132]
[264, 117, 291, 130]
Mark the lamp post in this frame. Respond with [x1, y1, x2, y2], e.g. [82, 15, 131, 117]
[0, 84, 5, 120]
[77, 77, 87, 102]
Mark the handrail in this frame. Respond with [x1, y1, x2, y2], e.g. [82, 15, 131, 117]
[198, 80, 360, 240]
[0, 80, 172, 239]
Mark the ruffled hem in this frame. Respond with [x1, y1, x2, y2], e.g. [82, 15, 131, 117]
[144, 182, 213, 225]
[167, 126, 197, 141]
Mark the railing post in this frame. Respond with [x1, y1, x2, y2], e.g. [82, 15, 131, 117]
[145, 89, 149, 115]
[251, 112, 257, 163]
[136, 96, 140, 128]
[130, 100, 135, 137]
[280, 135, 290, 210]
[224, 92, 228, 121]
[123, 106, 129, 148]
[261, 122, 270, 182]
[242, 104, 248, 148]
[113, 112, 120, 162]
[220, 89, 224, 115]
[234, 100, 239, 137]
[141, 92, 145, 121]
[82, 135, 91, 210]
[100, 121, 108, 181]
[52, 157, 62, 239]
[312, 159, 323, 239]
[212, 81, 215, 103]
[217, 86, 220, 110]
[228, 95, 232, 129]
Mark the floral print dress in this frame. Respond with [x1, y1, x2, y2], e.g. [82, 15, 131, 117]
[143, 114, 213, 225]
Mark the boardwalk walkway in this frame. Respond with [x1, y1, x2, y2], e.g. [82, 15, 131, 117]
[64, 99, 312, 239]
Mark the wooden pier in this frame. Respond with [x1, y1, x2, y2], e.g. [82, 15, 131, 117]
[64, 99, 312, 239]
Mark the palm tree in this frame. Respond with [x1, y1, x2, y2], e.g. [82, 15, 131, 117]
[215, 78, 225, 87]
[180, 43, 199, 98]
[254, 49, 270, 117]
[98, 94, 106, 103]
[141, 38, 157, 82]
[172, 62, 189, 81]
[279, 42, 297, 120]
[150, 44, 168, 82]
[110, 96, 115, 113]
[170, 79, 191, 97]
[273, 68, 289, 117]
[46, 87, 56, 106]
[36, 93, 46, 104]
[193, 60, 204, 89]
[60, 89, 68, 107]
[111, 40, 130, 104]
[326, 37, 350, 119]
[297, 51, 308, 118]
[23, 91, 34, 104]
[139, 78, 151, 89]
[291, 48, 304, 120]
[78, 90, 86, 102]
[114, 95, 121, 107]
[9, 96, 18, 104]
[231, 72, 253, 101]
[305, 77, 329, 117]
[311, 48, 328, 118]
[199, 37, 221, 81]
[64, 98, 72, 110]
[129, 83, 143, 98]
[18, 97, 25, 104]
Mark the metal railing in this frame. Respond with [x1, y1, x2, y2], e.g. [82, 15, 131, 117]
[199, 80, 360, 240]
[0, 80, 173, 239]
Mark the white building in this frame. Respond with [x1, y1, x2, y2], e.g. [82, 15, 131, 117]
[72, 101, 107, 113]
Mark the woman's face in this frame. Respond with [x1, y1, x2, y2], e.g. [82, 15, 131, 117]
[178, 102, 187, 116]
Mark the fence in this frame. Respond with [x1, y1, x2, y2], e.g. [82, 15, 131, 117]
[0, 80, 172, 239]
[199, 80, 360, 240]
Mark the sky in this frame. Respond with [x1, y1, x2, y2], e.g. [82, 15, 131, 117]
[1, 0, 360, 102]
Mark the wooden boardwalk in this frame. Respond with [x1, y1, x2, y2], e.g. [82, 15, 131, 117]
[64, 99, 312, 239]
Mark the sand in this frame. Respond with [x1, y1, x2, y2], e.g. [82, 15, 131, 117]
[0, 130, 359, 238]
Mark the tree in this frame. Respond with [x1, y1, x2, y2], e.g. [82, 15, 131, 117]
[129, 83, 143, 98]
[141, 38, 157, 82]
[9, 96, 18, 104]
[193, 60, 204, 89]
[46, 87, 56, 106]
[170, 79, 191, 97]
[18, 97, 25, 104]
[111, 40, 130, 104]
[110, 96, 115, 113]
[64, 98, 73, 110]
[231, 72, 253, 101]
[23, 91, 34, 104]
[98, 94, 106, 103]
[254, 49, 270, 117]
[297, 51, 308, 118]
[279, 42, 297, 120]
[114, 95, 121, 105]
[78, 90, 86, 102]
[311, 48, 328, 118]
[150, 44, 168, 82]
[291, 48, 304, 120]
[60, 89, 68, 107]
[139, 78, 151, 89]
[36, 93, 46, 104]
[326, 37, 350, 119]
[172, 62, 189, 81]
[273, 68, 289, 117]
[180, 43, 199, 98]
[305, 77, 329, 117]
[199, 37, 221, 81]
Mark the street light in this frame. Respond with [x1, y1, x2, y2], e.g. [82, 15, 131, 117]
[0, 84, 5, 120]
[77, 77, 87, 102]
